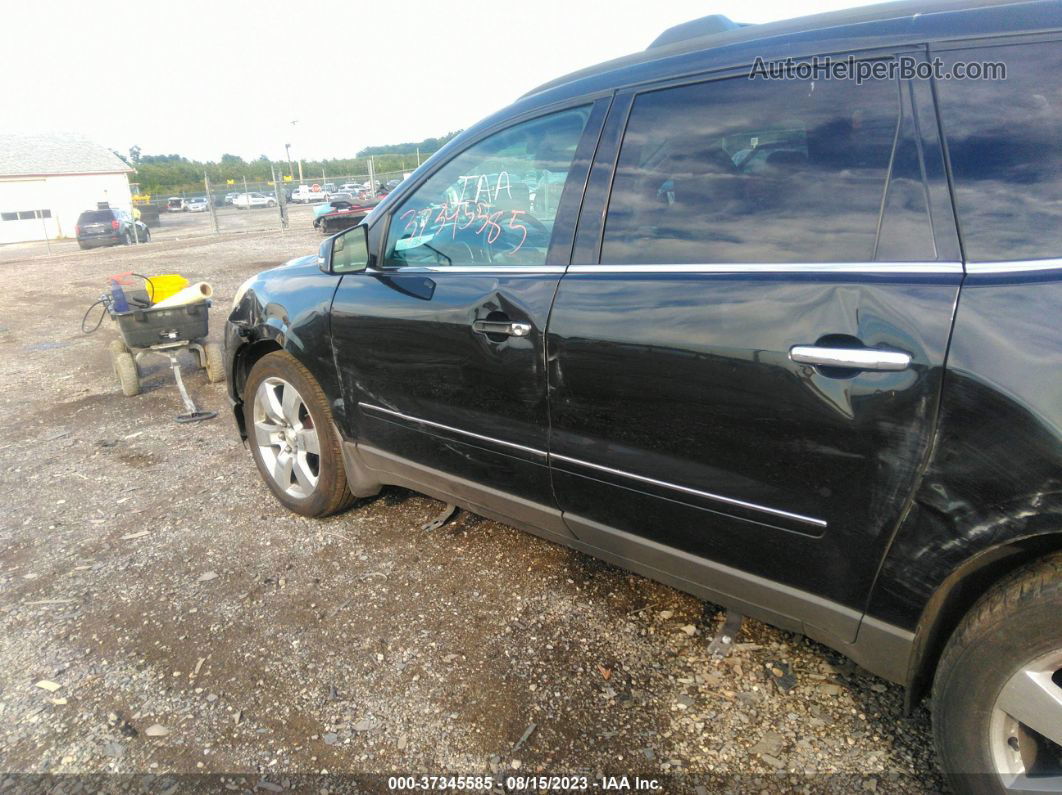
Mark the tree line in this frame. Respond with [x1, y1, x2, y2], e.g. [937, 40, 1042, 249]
[121, 132, 462, 196]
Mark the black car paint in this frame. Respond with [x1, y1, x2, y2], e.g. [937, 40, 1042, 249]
[225, 0, 1062, 693]
[225, 255, 346, 432]
[547, 271, 961, 617]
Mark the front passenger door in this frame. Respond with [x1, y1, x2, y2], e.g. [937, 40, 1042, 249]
[330, 102, 605, 542]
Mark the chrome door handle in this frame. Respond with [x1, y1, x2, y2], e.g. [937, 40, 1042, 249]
[472, 320, 532, 337]
[789, 345, 911, 371]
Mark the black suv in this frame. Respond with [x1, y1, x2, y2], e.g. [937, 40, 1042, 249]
[226, 2, 1062, 789]
[75, 208, 150, 249]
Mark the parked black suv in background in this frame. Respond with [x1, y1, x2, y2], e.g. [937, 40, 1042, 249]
[75, 208, 150, 249]
[225, 1, 1062, 790]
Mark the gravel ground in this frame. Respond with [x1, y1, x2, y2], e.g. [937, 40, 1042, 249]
[0, 230, 944, 793]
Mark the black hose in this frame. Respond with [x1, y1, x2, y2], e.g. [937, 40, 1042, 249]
[81, 299, 108, 334]
[132, 272, 155, 301]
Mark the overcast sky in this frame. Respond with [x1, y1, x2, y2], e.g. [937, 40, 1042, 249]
[6, 0, 883, 162]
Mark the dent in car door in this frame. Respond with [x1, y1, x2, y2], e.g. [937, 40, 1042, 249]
[548, 58, 961, 640]
[330, 101, 606, 540]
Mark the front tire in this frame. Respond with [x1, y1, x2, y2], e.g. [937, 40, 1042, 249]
[243, 351, 355, 517]
[932, 552, 1062, 794]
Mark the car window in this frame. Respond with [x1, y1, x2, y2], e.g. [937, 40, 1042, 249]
[383, 106, 590, 268]
[936, 41, 1062, 262]
[602, 69, 905, 264]
[79, 210, 114, 223]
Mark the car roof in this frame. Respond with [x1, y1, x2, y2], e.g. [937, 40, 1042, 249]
[374, 0, 1058, 218]
[522, 0, 1054, 99]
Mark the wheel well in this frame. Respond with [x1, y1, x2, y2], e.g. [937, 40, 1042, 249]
[906, 532, 1062, 711]
[231, 338, 283, 425]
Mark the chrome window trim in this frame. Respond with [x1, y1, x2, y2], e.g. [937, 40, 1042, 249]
[373, 265, 567, 275]
[566, 262, 962, 275]
[551, 453, 828, 529]
[358, 402, 547, 458]
[965, 259, 1062, 274]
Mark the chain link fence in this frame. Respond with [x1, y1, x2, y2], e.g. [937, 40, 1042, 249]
[133, 167, 413, 240]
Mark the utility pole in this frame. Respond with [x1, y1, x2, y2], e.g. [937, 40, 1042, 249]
[271, 164, 287, 231]
[204, 173, 219, 234]
[416, 147, 421, 167]
[285, 143, 293, 178]
[368, 156, 376, 197]
[38, 210, 52, 255]
[291, 120, 304, 185]
[243, 175, 249, 206]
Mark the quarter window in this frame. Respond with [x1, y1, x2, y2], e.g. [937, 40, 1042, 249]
[936, 41, 1062, 262]
[383, 107, 590, 268]
[602, 69, 904, 264]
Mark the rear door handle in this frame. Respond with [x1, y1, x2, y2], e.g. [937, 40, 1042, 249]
[789, 345, 911, 371]
[472, 320, 532, 337]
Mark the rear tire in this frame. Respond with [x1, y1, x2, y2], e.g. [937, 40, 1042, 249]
[243, 351, 355, 517]
[203, 343, 224, 383]
[932, 552, 1062, 794]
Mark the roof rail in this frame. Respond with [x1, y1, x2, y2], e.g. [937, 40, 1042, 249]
[647, 14, 747, 49]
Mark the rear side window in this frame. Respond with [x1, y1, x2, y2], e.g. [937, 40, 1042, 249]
[936, 41, 1062, 262]
[384, 107, 590, 268]
[78, 210, 114, 223]
[602, 69, 907, 264]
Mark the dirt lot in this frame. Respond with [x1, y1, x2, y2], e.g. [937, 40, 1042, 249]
[0, 230, 944, 792]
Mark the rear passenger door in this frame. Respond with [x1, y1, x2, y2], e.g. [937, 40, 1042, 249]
[547, 54, 962, 641]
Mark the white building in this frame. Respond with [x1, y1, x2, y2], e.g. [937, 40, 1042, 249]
[0, 134, 134, 244]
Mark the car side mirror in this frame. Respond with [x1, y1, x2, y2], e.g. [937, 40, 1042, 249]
[318, 225, 370, 274]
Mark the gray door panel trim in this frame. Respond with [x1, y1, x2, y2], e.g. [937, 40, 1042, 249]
[359, 402, 547, 459]
[360, 402, 820, 529]
[564, 512, 859, 639]
[552, 453, 827, 528]
[345, 438, 912, 685]
[355, 443, 573, 542]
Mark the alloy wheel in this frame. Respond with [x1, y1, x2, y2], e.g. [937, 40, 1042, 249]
[989, 648, 1062, 792]
[252, 377, 321, 499]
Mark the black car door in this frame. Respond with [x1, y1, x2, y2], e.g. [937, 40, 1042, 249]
[330, 101, 606, 541]
[547, 55, 962, 642]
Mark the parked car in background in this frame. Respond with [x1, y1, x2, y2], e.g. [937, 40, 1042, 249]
[290, 185, 329, 203]
[224, 192, 238, 205]
[76, 208, 150, 248]
[186, 197, 209, 213]
[323, 183, 336, 193]
[226, 3, 1062, 790]
[233, 192, 277, 209]
[312, 195, 377, 234]
[166, 197, 187, 212]
[311, 194, 354, 225]
[339, 183, 360, 194]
